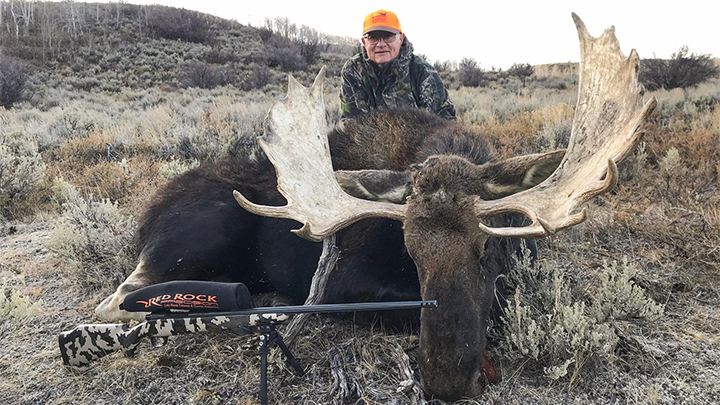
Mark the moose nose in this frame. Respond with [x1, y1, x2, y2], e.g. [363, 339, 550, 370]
[482, 349, 500, 384]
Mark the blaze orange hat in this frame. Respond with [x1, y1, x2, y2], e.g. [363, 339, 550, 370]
[362, 9, 401, 35]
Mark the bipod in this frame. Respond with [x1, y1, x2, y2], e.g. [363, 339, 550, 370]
[257, 324, 306, 405]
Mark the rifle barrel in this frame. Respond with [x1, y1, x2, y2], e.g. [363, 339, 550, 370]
[146, 300, 437, 321]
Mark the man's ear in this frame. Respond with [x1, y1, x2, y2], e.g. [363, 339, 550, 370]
[480, 150, 565, 199]
[335, 169, 411, 203]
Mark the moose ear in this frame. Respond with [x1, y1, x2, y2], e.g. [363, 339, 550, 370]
[335, 170, 412, 204]
[481, 150, 566, 199]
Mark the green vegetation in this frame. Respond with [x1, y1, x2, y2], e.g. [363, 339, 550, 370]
[0, 284, 43, 326]
[45, 178, 136, 291]
[494, 253, 662, 382]
[0, 130, 45, 216]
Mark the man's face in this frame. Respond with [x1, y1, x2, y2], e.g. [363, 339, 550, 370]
[362, 31, 405, 65]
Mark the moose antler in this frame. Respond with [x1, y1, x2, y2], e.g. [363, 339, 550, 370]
[233, 67, 406, 242]
[474, 13, 657, 238]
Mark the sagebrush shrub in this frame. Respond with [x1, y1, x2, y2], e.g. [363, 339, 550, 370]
[588, 259, 664, 322]
[147, 6, 213, 43]
[242, 63, 273, 90]
[45, 108, 106, 141]
[157, 159, 200, 181]
[51, 130, 114, 168]
[0, 286, 43, 335]
[180, 61, 236, 89]
[495, 251, 662, 381]
[45, 179, 136, 292]
[0, 131, 46, 216]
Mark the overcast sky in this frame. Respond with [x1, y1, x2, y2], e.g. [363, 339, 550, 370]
[127, 0, 717, 69]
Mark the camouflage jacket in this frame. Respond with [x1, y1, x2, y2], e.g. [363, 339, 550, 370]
[339, 39, 456, 120]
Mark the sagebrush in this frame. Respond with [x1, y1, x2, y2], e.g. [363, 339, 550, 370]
[44, 179, 136, 292]
[0, 130, 46, 216]
[494, 251, 663, 382]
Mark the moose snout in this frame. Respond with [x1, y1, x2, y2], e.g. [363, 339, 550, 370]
[418, 340, 497, 401]
[420, 363, 488, 402]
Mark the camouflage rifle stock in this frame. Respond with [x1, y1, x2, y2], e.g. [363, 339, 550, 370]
[59, 300, 438, 367]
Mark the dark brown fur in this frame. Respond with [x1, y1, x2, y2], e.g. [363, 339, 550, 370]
[329, 108, 494, 170]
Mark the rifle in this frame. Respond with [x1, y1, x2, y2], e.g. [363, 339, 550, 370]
[59, 281, 437, 405]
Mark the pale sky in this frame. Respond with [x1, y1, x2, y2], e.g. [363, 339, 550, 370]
[130, 0, 717, 69]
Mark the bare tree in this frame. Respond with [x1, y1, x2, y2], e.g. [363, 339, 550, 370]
[40, 2, 55, 58]
[266, 17, 299, 40]
[10, 0, 19, 40]
[17, 0, 32, 37]
[433, 60, 455, 73]
[298, 25, 328, 64]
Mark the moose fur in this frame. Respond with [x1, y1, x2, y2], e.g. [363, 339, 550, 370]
[98, 108, 533, 319]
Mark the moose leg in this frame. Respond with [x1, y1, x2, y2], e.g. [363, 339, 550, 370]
[95, 259, 152, 322]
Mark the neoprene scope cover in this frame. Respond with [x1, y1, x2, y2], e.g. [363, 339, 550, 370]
[121, 281, 253, 313]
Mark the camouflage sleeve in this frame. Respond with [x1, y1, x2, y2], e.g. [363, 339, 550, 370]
[412, 56, 456, 120]
[339, 57, 372, 120]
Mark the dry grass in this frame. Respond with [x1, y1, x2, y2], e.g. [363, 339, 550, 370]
[0, 76, 718, 404]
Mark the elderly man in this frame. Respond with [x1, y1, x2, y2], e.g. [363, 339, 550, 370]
[340, 9, 456, 120]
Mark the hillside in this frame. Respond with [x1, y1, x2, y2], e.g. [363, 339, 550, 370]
[0, 2, 355, 93]
[1, 2, 720, 405]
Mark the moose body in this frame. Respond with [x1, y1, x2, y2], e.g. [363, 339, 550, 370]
[100, 108, 522, 320]
[95, 15, 656, 401]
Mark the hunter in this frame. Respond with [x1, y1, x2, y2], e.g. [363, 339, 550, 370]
[339, 9, 456, 120]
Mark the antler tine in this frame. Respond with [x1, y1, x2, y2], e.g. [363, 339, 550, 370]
[233, 67, 406, 242]
[474, 14, 657, 238]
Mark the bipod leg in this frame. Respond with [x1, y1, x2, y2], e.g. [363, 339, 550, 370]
[258, 332, 270, 405]
[269, 326, 306, 376]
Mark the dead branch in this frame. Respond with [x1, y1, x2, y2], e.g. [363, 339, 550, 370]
[284, 234, 339, 345]
[391, 345, 427, 405]
[328, 346, 363, 402]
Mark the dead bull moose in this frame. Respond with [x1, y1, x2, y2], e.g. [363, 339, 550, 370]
[94, 14, 656, 401]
